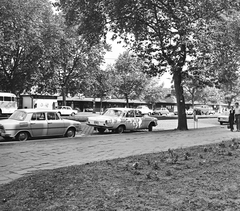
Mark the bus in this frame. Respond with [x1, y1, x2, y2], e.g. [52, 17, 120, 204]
[0, 92, 18, 116]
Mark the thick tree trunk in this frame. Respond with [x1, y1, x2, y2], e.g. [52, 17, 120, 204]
[173, 70, 188, 130]
[62, 87, 66, 106]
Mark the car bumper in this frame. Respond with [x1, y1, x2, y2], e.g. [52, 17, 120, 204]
[0, 132, 12, 138]
[87, 123, 114, 129]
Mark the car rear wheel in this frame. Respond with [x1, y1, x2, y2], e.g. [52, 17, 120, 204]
[97, 128, 106, 134]
[116, 125, 124, 134]
[148, 122, 154, 131]
[16, 132, 29, 141]
[65, 128, 76, 138]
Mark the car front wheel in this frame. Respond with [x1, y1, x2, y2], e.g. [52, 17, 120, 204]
[148, 123, 154, 131]
[65, 128, 76, 138]
[16, 132, 29, 141]
[97, 128, 106, 134]
[116, 125, 124, 134]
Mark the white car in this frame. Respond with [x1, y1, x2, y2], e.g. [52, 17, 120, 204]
[87, 107, 158, 134]
[153, 108, 170, 115]
[0, 109, 81, 141]
[218, 112, 229, 125]
[136, 105, 153, 115]
[186, 109, 194, 115]
[55, 106, 78, 116]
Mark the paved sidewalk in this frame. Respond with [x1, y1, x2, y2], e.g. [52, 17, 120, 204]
[0, 123, 239, 185]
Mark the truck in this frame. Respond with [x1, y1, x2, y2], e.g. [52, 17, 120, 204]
[20, 95, 58, 110]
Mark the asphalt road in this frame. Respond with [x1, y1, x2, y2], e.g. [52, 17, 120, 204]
[0, 117, 219, 142]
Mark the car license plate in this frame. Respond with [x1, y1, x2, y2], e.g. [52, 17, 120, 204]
[94, 121, 99, 125]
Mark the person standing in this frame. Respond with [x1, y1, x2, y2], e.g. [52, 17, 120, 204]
[235, 102, 240, 132]
[229, 106, 235, 131]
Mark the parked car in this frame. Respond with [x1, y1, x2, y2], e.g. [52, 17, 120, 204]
[85, 108, 93, 112]
[0, 109, 81, 141]
[54, 106, 78, 116]
[153, 107, 170, 115]
[194, 105, 214, 115]
[218, 112, 230, 125]
[186, 108, 194, 115]
[87, 107, 158, 134]
[136, 105, 153, 115]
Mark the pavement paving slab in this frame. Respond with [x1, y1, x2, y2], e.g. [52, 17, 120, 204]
[0, 118, 238, 185]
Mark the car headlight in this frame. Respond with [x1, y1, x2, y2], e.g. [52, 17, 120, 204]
[105, 120, 112, 125]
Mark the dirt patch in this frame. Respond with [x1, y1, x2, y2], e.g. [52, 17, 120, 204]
[1, 138, 240, 210]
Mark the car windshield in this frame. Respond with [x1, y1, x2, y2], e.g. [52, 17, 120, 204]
[9, 110, 27, 121]
[103, 109, 123, 117]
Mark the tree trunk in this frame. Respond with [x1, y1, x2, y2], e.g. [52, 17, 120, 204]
[125, 94, 129, 108]
[62, 87, 67, 106]
[173, 69, 188, 130]
[100, 97, 103, 113]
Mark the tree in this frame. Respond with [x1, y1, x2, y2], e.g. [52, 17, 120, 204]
[0, 0, 54, 96]
[142, 79, 168, 109]
[58, 0, 240, 130]
[83, 68, 113, 112]
[110, 51, 149, 107]
[34, 13, 107, 105]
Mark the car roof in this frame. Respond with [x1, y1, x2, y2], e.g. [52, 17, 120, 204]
[107, 107, 140, 111]
[16, 109, 58, 113]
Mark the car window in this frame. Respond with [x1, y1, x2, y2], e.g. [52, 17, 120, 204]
[47, 112, 59, 120]
[37, 112, 46, 120]
[9, 110, 27, 121]
[135, 110, 143, 117]
[31, 113, 37, 120]
[126, 110, 135, 117]
[103, 109, 122, 117]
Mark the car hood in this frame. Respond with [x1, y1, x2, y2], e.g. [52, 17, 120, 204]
[88, 115, 119, 121]
[0, 119, 22, 125]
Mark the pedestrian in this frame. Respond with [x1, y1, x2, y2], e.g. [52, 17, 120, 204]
[235, 102, 240, 132]
[229, 106, 235, 131]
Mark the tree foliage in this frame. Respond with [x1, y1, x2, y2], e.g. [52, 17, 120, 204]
[0, 0, 54, 95]
[58, 0, 240, 130]
[110, 51, 149, 107]
[143, 79, 168, 109]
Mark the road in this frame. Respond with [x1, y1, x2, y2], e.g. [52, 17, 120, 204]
[0, 118, 235, 185]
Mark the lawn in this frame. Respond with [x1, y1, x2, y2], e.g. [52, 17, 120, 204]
[1, 138, 240, 211]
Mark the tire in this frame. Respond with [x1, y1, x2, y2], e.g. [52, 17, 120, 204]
[148, 112, 152, 116]
[148, 123, 154, 131]
[71, 112, 75, 116]
[116, 125, 125, 134]
[16, 132, 29, 141]
[65, 128, 76, 138]
[220, 122, 223, 125]
[97, 128, 106, 134]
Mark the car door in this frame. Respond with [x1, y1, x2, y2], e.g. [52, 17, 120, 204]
[124, 110, 139, 130]
[30, 112, 48, 137]
[135, 110, 148, 129]
[47, 112, 65, 136]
